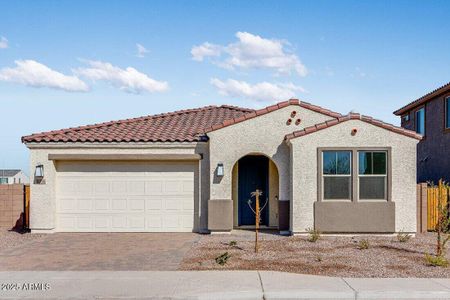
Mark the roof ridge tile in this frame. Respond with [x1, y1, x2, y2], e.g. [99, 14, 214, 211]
[285, 113, 422, 141]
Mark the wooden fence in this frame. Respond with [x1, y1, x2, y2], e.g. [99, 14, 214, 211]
[427, 182, 449, 231]
[417, 181, 450, 232]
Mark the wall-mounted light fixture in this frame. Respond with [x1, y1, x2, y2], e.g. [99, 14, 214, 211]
[217, 162, 224, 177]
[34, 164, 45, 184]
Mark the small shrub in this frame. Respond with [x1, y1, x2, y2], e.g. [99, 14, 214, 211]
[358, 239, 370, 250]
[315, 255, 323, 262]
[397, 231, 412, 243]
[215, 252, 231, 266]
[306, 227, 321, 243]
[229, 240, 237, 247]
[425, 253, 448, 267]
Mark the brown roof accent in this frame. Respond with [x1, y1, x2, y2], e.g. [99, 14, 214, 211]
[394, 81, 450, 116]
[285, 112, 422, 141]
[205, 99, 343, 132]
[22, 105, 252, 143]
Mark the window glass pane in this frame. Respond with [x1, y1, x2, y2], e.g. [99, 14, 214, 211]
[324, 177, 351, 199]
[415, 108, 425, 135]
[446, 97, 450, 129]
[358, 152, 372, 175]
[360, 177, 386, 199]
[323, 151, 336, 174]
[373, 152, 387, 174]
[337, 151, 351, 174]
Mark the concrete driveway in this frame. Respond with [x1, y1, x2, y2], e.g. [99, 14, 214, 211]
[0, 232, 198, 271]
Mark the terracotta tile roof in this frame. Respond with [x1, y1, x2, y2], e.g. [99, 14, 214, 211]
[205, 99, 342, 132]
[22, 105, 253, 143]
[285, 112, 422, 141]
[394, 81, 450, 116]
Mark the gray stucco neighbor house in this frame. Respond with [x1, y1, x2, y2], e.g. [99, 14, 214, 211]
[22, 99, 422, 234]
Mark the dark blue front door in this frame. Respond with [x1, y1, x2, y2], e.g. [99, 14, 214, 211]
[238, 155, 269, 226]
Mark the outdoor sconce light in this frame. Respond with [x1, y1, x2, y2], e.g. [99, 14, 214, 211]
[34, 164, 45, 184]
[217, 163, 224, 177]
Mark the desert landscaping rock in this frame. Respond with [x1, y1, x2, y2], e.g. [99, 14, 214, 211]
[0, 230, 44, 252]
[180, 231, 450, 278]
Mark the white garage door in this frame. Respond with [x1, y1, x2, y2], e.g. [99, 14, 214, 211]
[56, 161, 196, 232]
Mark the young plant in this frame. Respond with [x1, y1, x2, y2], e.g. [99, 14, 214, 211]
[430, 180, 450, 257]
[247, 189, 269, 253]
[215, 252, 231, 266]
[229, 240, 238, 247]
[306, 227, 321, 242]
[358, 239, 370, 250]
[425, 253, 449, 267]
[397, 230, 412, 243]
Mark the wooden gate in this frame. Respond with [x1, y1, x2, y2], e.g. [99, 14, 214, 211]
[427, 181, 450, 231]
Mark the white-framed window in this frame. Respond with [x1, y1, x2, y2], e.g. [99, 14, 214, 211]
[0, 178, 8, 184]
[446, 97, 450, 129]
[322, 150, 352, 200]
[415, 107, 425, 135]
[358, 151, 387, 200]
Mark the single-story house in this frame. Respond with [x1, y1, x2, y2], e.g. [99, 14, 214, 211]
[0, 169, 29, 185]
[22, 99, 422, 234]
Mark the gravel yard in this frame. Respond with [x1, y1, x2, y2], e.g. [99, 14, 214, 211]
[0, 230, 44, 252]
[179, 230, 450, 277]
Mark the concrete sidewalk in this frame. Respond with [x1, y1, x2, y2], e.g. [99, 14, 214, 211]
[1, 271, 450, 299]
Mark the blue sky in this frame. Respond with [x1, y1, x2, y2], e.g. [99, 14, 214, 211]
[1, 0, 449, 174]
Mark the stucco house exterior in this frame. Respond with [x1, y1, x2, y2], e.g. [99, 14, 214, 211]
[394, 81, 450, 183]
[0, 169, 29, 185]
[22, 99, 421, 234]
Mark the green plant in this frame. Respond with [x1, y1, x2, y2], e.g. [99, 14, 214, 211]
[215, 252, 231, 266]
[425, 253, 449, 267]
[315, 255, 323, 262]
[358, 239, 370, 250]
[306, 228, 321, 242]
[397, 230, 412, 243]
[229, 240, 237, 247]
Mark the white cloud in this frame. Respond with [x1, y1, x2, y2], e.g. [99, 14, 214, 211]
[75, 60, 168, 94]
[0, 60, 89, 92]
[192, 32, 307, 76]
[211, 78, 305, 102]
[0, 36, 9, 49]
[136, 43, 149, 58]
[191, 42, 222, 61]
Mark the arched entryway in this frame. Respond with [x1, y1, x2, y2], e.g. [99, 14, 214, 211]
[231, 154, 279, 228]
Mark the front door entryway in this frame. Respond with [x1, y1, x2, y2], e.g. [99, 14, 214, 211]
[238, 155, 269, 226]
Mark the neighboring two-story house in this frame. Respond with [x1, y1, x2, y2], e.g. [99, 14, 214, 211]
[0, 169, 29, 184]
[394, 82, 450, 183]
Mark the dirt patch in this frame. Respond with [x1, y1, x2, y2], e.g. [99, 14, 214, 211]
[179, 231, 450, 277]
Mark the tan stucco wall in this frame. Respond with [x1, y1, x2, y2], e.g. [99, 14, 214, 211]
[289, 120, 419, 233]
[269, 159, 279, 227]
[28, 143, 210, 233]
[207, 105, 334, 203]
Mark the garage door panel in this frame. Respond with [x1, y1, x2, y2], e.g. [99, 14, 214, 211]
[56, 162, 196, 232]
[111, 198, 127, 211]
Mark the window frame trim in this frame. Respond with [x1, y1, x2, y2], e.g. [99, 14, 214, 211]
[357, 150, 388, 201]
[445, 96, 450, 132]
[321, 150, 353, 201]
[317, 147, 392, 203]
[414, 106, 426, 136]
